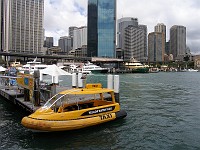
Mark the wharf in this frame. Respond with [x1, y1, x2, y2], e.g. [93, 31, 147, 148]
[0, 85, 39, 113]
[0, 84, 70, 113]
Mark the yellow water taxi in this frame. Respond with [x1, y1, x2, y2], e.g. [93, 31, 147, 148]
[21, 83, 127, 132]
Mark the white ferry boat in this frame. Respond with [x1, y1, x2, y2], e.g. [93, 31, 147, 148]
[82, 61, 109, 74]
[19, 58, 48, 74]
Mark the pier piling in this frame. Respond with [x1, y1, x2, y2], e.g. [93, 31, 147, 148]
[107, 74, 113, 89]
[114, 75, 120, 103]
[72, 73, 77, 88]
[33, 70, 40, 106]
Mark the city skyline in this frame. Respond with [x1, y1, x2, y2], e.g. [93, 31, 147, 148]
[44, 0, 200, 55]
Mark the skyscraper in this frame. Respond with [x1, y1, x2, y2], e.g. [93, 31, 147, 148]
[154, 23, 166, 41]
[117, 17, 138, 50]
[148, 32, 165, 62]
[58, 36, 72, 54]
[155, 23, 166, 54]
[44, 37, 54, 48]
[2, 0, 44, 54]
[69, 26, 78, 38]
[0, 0, 3, 51]
[73, 26, 87, 50]
[87, 0, 116, 58]
[118, 17, 147, 61]
[170, 25, 186, 60]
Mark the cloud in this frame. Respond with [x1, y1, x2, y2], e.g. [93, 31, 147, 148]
[44, 0, 87, 44]
[44, 0, 200, 54]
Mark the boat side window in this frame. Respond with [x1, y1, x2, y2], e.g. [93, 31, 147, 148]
[104, 92, 113, 101]
[100, 93, 104, 100]
[93, 94, 96, 100]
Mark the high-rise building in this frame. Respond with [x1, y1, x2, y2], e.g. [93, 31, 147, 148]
[118, 17, 147, 61]
[148, 32, 165, 62]
[44, 37, 53, 48]
[0, 0, 3, 51]
[73, 26, 87, 50]
[87, 0, 116, 58]
[155, 23, 166, 41]
[155, 23, 166, 54]
[165, 40, 170, 55]
[58, 36, 72, 54]
[73, 26, 87, 57]
[2, 0, 44, 54]
[170, 25, 186, 60]
[69, 26, 78, 37]
[117, 17, 138, 50]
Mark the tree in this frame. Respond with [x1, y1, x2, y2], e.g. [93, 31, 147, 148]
[184, 55, 190, 62]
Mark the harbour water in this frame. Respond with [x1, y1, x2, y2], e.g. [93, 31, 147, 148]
[1, 72, 200, 150]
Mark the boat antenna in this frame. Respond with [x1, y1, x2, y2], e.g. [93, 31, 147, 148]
[33, 57, 37, 62]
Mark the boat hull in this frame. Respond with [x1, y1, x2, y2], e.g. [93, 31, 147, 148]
[131, 67, 149, 73]
[91, 69, 109, 74]
[21, 110, 127, 132]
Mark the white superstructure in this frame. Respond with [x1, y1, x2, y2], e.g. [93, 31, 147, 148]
[19, 58, 48, 74]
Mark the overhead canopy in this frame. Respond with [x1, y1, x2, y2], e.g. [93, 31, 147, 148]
[0, 66, 7, 72]
[40, 64, 71, 76]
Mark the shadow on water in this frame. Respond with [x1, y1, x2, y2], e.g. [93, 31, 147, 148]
[19, 119, 127, 150]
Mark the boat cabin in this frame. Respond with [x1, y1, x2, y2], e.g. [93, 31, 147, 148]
[42, 83, 116, 113]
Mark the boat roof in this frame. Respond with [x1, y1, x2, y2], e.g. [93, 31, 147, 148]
[59, 88, 114, 95]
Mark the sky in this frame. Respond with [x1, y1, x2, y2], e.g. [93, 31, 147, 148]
[44, 0, 200, 54]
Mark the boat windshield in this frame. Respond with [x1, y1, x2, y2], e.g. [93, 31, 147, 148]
[43, 93, 65, 108]
[43, 89, 83, 109]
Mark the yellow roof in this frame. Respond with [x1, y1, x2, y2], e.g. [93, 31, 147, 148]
[59, 88, 114, 95]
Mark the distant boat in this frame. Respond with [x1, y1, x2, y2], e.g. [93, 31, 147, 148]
[63, 64, 91, 75]
[19, 58, 48, 74]
[125, 58, 149, 73]
[10, 60, 22, 69]
[149, 67, 160, 73]
[82, 61, 109, 74]
[181, 68, 198, 72]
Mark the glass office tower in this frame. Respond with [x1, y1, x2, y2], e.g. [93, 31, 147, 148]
[87, 0, 116, 58]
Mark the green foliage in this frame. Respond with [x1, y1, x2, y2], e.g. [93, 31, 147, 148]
[159, 61, 194, 69]
[184, 56, 190, 61]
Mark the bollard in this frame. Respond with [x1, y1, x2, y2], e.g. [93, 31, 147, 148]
[78, 73, 83, 88]
[52, 76, 59, 84]
[72, 73, 77, 88]
[114, 75, 120, 103]
[107, 74, 113, 89]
